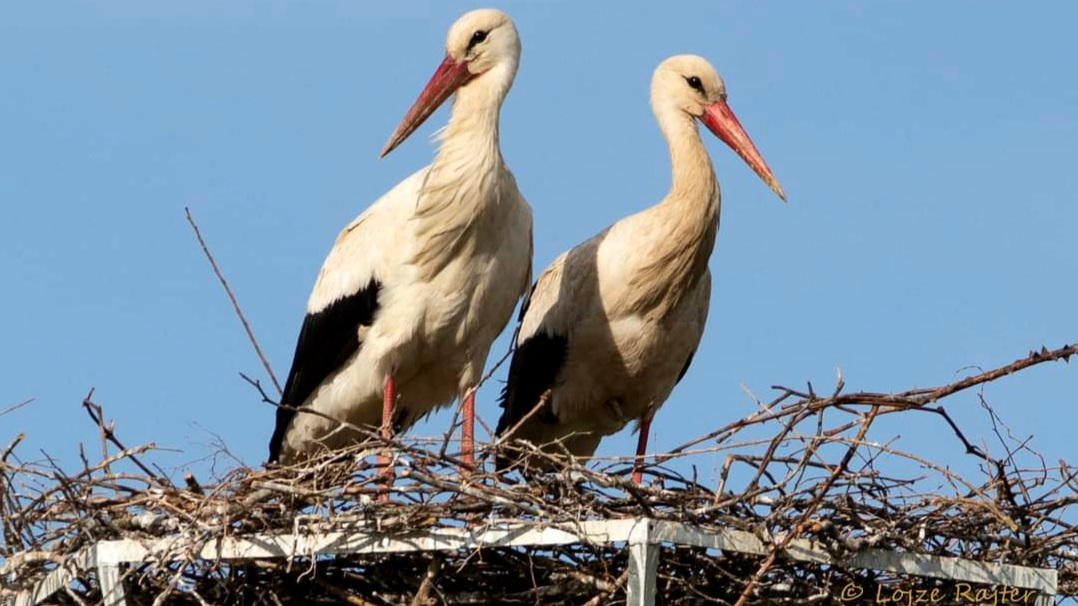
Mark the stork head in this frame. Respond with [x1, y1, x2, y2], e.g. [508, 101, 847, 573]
[652, 55, 786, 201]
[380, 9, 521, 157]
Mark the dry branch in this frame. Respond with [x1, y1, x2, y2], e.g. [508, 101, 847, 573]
[0, 399, 33, 418]
[185, 207, 282, 395]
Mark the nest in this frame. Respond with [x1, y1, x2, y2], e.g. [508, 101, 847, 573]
[1, 344, 1076, 605]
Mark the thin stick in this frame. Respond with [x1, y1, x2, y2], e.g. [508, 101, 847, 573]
[408, 555, 443, 606]
[185, 207, 282, 395]
[912, 343, 1077, 406]
[0, 398, 34, 417]
[81, 391, 163, 483]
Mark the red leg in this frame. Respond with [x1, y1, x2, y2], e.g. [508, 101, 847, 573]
[461, 390, 475, 467]
[631, 414, 653, 484]
[378, 375, 395, 501]
[381, 375, 395, 444]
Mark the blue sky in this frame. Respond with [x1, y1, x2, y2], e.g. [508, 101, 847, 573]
[2, 2, 1075, 486]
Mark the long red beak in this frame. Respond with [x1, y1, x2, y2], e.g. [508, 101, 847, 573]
[700, 100, 786, 201]
[380, 55, 475, 158]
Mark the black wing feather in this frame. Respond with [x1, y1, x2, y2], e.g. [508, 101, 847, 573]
[495, 331, 568, 434]
[267, 278, 381, 462]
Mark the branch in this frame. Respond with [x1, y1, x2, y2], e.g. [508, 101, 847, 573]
[81, 391, 165, 484]
[909, 343, 1077, 405]
[185, 207, 282, 395]
[0, 398, 34, 417]
[669, 342, 1078, 455]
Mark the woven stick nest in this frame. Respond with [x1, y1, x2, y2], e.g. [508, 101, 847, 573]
[2, 344, 1076, 605]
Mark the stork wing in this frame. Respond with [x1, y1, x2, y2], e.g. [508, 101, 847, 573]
[494, 250, 579, 453]
[268, 279, 381, 462]
[266, 168, 429, 463]
[495, 302, 566, 436]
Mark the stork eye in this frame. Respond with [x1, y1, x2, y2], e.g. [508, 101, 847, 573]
[468, 30, 488, 50]
[685, 76, 705, 93]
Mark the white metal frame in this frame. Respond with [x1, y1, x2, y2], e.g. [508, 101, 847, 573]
[9, 517, 1059, 606]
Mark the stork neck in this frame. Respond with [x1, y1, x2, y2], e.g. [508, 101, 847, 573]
[433, 73, 509, 170]
[662, 111, 718, 205]
[623, 106, 719, 316]
[411, 73, 514, 281]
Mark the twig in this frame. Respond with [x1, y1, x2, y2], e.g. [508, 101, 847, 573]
[186, 207, 282, 395]
[81, 391, 165, 484]
[408, 554, 443, 606]
[0, 398, 34, 417]
[910, 343, 1077, 406]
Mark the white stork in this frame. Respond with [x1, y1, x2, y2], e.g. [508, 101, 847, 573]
[495, 55, 784, 482]
[269, 9, 533, 466]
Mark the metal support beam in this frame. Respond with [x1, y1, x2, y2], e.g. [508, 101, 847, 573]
[626, 542, 659, 606]
[97, 565, 125, 606]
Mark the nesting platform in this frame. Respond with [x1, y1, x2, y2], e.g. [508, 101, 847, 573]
[3, 344, 1076, 604]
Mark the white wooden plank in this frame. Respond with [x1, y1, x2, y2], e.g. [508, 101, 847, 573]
[13, 567, 71, 606]
[12, 550, 95, 606]
[651, 521, 1058, 593]
[844, 550, 1056, 595]
[91, 518, 644, 564]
